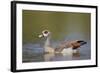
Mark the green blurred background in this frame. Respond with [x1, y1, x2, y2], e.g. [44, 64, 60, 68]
[22, 10, 90, 44]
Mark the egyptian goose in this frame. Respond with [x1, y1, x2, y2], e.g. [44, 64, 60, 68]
[39, 30, 87, 54]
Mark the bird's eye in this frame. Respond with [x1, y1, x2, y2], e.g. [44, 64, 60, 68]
[44, 31, 48, 34]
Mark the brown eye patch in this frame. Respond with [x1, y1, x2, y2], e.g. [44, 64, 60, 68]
[44, 31, 48, 34]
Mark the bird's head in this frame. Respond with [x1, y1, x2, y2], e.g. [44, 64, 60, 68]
[39, 30, 51, 38]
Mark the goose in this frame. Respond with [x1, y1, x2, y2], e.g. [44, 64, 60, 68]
[39, 30, 87, 54]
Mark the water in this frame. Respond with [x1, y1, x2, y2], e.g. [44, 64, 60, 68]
[22, 41, 90, 63]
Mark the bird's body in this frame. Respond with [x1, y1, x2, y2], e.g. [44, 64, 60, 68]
[39, 30, 87, 54]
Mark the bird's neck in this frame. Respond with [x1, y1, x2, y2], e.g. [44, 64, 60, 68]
[44, 36, 51, 47]
[44, 36, 55, 53]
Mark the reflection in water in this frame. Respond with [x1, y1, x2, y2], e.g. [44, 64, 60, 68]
[72, 50, 80, 60]
[23, 47, 84, 63]
[44, 53, 55, 61]
[44, 50, 80, 61]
